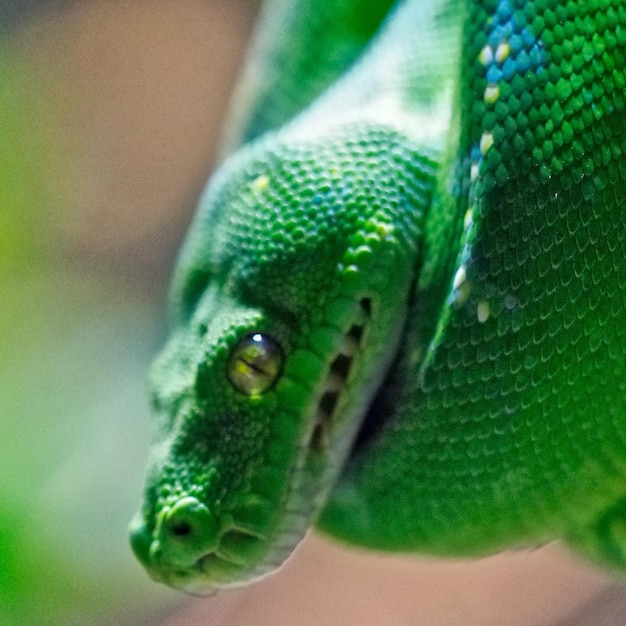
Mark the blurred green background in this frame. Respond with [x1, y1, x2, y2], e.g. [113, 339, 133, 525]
[0, 1, 257, 623]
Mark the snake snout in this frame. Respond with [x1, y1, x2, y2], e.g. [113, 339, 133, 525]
[131, 496, 220, 575]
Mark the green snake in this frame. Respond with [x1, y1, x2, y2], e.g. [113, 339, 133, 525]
[129, 0, 626, 592]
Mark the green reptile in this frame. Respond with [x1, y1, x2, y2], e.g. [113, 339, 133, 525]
[130, 0, 626, 592]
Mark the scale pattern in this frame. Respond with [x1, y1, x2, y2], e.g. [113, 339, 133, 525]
[320, 0, 626, 565]
[132, 0, 626, 591]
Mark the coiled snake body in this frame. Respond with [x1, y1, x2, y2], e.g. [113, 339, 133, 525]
[130, 0, 626, 592]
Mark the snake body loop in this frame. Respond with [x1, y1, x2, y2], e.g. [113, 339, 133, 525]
[131, 0, 626, 592]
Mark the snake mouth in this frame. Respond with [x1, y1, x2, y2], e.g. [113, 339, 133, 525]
[191, 527, 267, 586]
[306, 297, 372, 454]
[130, 494, 279, 592]
[138, 526, 274, 593]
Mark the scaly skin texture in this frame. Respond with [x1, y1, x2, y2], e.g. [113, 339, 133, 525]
[131, 0, 626, 592]
[219, 0, 397, 151]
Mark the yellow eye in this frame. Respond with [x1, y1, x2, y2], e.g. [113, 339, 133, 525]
[227, 333, 283, 395]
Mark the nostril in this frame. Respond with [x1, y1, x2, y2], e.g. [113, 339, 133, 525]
[155, 496, 220, 565]
[169, 519, 192, 537]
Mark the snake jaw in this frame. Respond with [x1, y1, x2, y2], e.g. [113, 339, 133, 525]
[130, 497, 283, 592]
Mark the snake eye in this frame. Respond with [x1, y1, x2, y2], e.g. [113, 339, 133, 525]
[227, 333, 283, 395]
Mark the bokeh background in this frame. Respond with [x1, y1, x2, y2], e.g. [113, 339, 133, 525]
[1, 1, 258, 623]
[3, 1, 626, 624]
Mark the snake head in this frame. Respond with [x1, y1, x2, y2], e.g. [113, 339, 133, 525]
[129, 124, 435, 591]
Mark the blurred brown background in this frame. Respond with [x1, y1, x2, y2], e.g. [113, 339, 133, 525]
[2, 1, 626, 624]
[7, 0, 258, 289]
